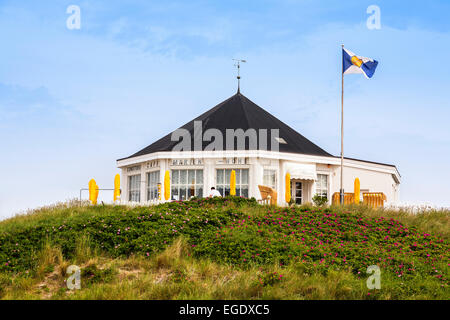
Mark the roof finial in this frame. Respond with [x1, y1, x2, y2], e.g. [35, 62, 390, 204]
[233, 59, 246, 93]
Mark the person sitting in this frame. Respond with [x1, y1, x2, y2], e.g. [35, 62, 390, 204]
[208, 187, 222, 197]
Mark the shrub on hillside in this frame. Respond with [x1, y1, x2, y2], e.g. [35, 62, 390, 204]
[312, 195, 328, 207]
[0, 198, 448, 298]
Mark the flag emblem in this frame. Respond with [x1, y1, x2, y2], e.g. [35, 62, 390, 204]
[351, 56, 363, 67]
[343, 48, 378, 79]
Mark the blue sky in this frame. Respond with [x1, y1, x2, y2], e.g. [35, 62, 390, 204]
[0, 0, 449, 218]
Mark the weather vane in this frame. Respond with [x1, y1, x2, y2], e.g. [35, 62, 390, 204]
[233, 59, 246, 93]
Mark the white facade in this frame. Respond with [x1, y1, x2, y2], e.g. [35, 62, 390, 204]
[116, 150, 401, 206]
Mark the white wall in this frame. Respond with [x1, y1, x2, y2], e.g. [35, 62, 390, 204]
[118, 151, 400, 206]
[331, 164, 399, 205]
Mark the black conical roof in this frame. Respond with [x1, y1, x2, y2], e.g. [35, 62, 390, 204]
[121, 92, 331, 160]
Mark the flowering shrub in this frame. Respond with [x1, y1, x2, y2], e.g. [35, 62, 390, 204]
[0, 197, 448, 296]
[0, 197, 254, 273]
[188, 196, 258, 207]
[312, 195, 328, 207]
[171, 268, 188, 283]
[193, 206, 449, 289]
[257, 271, 284, 287]
[81, 264, 116, 285]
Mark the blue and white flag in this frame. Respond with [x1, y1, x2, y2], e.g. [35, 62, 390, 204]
[343, 48, 378, 79]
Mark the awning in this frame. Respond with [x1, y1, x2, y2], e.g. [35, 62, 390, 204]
[285, 162, 317, 180]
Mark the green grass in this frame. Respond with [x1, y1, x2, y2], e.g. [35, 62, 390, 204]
[0, 197, 448, 300]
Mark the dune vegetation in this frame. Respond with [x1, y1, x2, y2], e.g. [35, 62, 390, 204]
[0, 197, 448, 300]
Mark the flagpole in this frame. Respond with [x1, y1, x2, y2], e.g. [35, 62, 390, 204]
[340, 44, 345, 205]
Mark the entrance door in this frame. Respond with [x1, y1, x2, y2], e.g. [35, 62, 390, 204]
[294, 182, 302, 204]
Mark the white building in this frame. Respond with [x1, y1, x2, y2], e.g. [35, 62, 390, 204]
[117, 92, 400, 205]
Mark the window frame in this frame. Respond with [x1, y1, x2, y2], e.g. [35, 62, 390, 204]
[215, 168, 249, 197]
[315, 173, 329, 199]
[146, 170, 160, 201]
[128, 174, 141, 202]
[171, 169, 204, 201]
[263, 169, 277, 190]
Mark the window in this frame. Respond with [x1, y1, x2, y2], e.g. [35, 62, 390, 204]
[263, 169, 277, 189]
[216, 168, 249, 197]
[128, 174, 141, 202]
[315, 174, 328, 198]
[147, 171, 160, 201]
[171, 169, 203, 201]
[294, 181, 303, 204]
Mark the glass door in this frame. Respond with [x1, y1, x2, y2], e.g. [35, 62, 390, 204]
[294, 182, 302, 204]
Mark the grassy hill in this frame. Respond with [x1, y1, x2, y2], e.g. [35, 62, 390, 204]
[0, 197, 448, 300]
